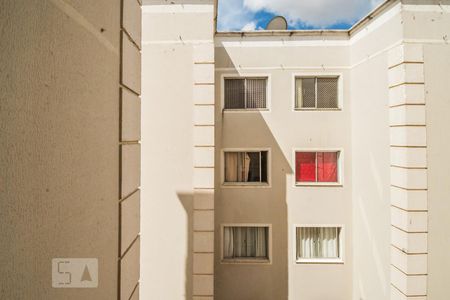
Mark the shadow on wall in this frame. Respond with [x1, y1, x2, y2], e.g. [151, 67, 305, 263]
[214, 51, 293, 298]
[176, 110, 293, 300]
[215, 111, 293, 300]
[177, 192, 194, 300]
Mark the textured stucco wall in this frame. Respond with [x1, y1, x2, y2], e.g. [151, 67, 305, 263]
[0, 0, 120, 299]
[141, 2, 215, 299]
[350, 4, 404, 299]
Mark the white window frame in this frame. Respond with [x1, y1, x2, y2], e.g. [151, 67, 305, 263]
[292, 72, 344, 111]
[293, 224, 345, 264]
[221, 223, 272, 264]
[221, 73, 271, 112]
[221, 148, 271, 188]
[292, 148, 344, 187]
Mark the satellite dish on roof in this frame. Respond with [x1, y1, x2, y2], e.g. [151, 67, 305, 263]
[266, 16, 288, 30]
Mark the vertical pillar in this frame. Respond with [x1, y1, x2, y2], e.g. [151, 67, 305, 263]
[119, 0, 142, 299]
[192, 42, 215, 300]
[388, 44, 428, 300]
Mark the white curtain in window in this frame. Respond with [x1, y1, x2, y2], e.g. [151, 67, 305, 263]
[223, 227, 267, 258]
[295, 78, 303, 108]
[297, 227, 339, 259]
[225, 152, 251, 182]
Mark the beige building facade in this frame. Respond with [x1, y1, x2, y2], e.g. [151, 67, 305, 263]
[1, 0, 450, 300]
[143, 0, 450, 300]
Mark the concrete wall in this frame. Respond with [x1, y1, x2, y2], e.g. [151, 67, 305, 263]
[425, 44, 450, 300]
[0, 0, 123, 299]
[0, 0, 141, 298]
[141, 1, 215, 299]
[349, 2, 403, 299]
[214, 37, 352, 300]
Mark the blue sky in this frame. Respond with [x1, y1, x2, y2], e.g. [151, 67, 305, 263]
[217, 0, 384, 31]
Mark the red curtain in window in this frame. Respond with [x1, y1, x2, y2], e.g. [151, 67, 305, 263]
[296, 152, 316, 182]
[317, 152, 338, 182]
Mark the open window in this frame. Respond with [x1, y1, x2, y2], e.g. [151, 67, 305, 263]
[223, 150, 269, 186]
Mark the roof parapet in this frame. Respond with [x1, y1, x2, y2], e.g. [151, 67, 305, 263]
[214, 0, 400, 38]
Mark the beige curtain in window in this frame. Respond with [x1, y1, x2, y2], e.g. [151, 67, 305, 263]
[225, 152, 251, 182]
[223, 227, 234, 258]
[296, 227, 339, 259]
[223, 227, 268, 258]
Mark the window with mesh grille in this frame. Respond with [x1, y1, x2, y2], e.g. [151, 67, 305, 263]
[224, 78, 267, 109]
[295, 77, 339, 109]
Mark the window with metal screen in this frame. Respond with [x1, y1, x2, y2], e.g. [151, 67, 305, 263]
[224, 78, 267, 109]
[295, 151, 339, 184]
[223, 226, 269, 260]
[296, 227, 341, 261]
[295, 77, 339, 109]
[224, 151, 268, 184]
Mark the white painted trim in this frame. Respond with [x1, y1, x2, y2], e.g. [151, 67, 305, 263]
[293, 224, 345, 264]
[215, 39, 349, 48]
[220, 223, 273, 265]
[350, 2, 402, 44]
[291, 72, 344, 111]
[220, 148, 272, 189]
[220, 73, 272, 112]
[142, 39, 213, 45]
[291, 148, 344, 187]
[404, 38, 450, 45]
[215, 66, 350, 71]
[402, 4, 450, 13]
[142, 4, 213, 14]
[351, 39, 403, 69]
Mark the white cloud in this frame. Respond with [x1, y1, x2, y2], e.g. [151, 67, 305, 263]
[217, 0, 256, 31]
[241, 22, 257, 31]
[218, 0, 384, 31]
[243, 0, 384, 27]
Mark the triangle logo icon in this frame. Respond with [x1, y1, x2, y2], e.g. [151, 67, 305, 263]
[81, 265, 92, 282]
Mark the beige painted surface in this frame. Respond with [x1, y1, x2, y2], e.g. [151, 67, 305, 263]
[141, 1, 214, 298]
[214, 40, 352, 299]
[141, 41, 194, 299]
[349, 8, 404, 300]
[0, 0, 120, 299]
[424, 44, 450, 300]
[137, 1, 450, 300]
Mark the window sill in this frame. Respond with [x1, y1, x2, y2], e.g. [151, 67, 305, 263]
[294, 108, 342, 111]
[223, 109, 270, 112]
[222, 182, 271, 189]
[295, 182, 342, 187]
[221, 258, 271, 265]
[296, 258, 344, 264]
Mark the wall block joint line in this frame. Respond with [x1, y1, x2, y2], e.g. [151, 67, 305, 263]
[388, 44, 427, 299]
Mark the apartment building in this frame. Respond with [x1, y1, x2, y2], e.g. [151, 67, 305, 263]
[1, 0, 450, 300]
[143, 0, 450, 300]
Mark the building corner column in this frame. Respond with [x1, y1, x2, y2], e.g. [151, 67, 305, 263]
[119, 0, 142, 299]
[388, 43, 428, 300]
[192, 41, 215, 300]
